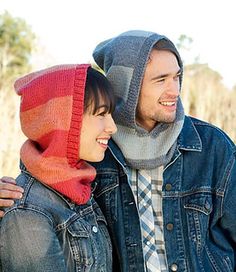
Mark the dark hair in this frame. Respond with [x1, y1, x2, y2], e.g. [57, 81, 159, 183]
[84, 67, 116, 115]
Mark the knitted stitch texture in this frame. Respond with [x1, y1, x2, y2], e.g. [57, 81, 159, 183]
[93, 30, 185, 169]
[15, 64, 96, 204]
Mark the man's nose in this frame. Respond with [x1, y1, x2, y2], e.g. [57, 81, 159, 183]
[167, 79, 180, 96]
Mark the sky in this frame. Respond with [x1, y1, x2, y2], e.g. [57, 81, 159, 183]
[1, 0, 236, 88]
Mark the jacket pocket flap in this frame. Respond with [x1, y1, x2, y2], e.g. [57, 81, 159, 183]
[67, 221, 90, 238]
[184, 194, 212, 215]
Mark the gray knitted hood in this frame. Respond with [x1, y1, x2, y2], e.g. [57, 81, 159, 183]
[93, 30, 185, 168]
[93, 30, 183, 135]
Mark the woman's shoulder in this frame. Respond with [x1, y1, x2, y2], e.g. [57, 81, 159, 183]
[8, 172, 73, 222]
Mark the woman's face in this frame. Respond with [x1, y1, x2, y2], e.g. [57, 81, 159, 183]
[79, 102, 117, 162]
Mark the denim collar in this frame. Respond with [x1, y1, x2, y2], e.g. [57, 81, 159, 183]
[108, 139, 127, 167]
[177, 116, 202, 152]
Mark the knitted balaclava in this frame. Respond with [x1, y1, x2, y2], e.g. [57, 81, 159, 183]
[15, 64, 96, 204]
[93, 30, 185, 169]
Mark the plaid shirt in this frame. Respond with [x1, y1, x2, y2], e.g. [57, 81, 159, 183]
[127, 166, 168, 272]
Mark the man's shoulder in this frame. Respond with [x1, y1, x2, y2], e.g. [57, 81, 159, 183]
[183, 115, 235, 149]
[184, 115, 216, 128]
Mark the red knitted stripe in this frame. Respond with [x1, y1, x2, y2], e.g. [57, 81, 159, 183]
[37, 130, 69, 157]
[67, 64, 90, 167]
[20, 69, 76, 112]
[50, 172, 95, 204]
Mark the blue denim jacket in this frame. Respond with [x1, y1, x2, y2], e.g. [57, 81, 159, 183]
[91, 116, 236, 272]
[0, 164, 112, 272]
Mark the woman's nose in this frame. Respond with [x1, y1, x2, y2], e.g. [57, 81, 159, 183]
[105, 114, 117, 134]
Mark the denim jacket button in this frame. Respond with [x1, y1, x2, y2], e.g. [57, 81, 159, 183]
[92, 226, 98, 233]
[170, 263, 178, 271]
[166, 223, 174, 231]
[165, 183, 172, 191]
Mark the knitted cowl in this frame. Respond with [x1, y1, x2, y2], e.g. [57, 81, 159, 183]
[93, 30, 185, 169]
[15, 64, 96, 204]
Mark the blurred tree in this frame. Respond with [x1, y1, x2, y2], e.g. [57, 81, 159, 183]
[176, 34, 193, 51]
[0, 11, 36, 176]
[182, 63, 236, 142]
[0, 11, 35, 88]
[176, 34, 235, 142]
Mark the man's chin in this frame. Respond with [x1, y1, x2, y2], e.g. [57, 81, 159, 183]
[158, 116, 176, 124]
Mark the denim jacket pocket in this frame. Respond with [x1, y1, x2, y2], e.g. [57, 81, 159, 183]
[183, 193, 233, 272]
[67, 219, 95, 269]
[184, 194, 212, 215]
[67, 208, 112, 271]
[183, 193, 212, 251]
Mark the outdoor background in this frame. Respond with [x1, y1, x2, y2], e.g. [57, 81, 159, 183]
[1, 0, 236, 177]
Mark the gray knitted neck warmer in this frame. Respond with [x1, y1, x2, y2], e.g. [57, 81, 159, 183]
[112, 100, 184, 169]
[93, 30, 185, 169]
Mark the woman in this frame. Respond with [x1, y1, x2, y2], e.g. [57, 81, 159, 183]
[0, 64, 117, 271]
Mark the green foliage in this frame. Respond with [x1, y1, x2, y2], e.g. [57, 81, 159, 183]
[0, 11, 36, 176]
[0, 11, 35, 89]
[176, 34, 193, 51]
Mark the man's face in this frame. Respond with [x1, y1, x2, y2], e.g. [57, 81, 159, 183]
[136, 49, 181, 131]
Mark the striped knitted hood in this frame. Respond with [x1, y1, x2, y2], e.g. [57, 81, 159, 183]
[93, 30, 185, 169]
[15, 64, 96, 204]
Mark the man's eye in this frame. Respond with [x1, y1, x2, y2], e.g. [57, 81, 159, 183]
[156, 78, 165, 84]
[174, 73, 181, 81]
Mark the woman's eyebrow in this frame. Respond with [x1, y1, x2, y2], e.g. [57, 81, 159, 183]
[96, 105, 109, 111]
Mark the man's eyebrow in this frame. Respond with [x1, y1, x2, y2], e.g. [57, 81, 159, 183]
[151, 68, 182, 81]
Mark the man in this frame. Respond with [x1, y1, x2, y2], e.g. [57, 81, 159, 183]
[1, 30, 236, 272]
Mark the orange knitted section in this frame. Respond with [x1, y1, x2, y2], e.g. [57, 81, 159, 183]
[20, 96, 72, 141]
[21, 141, 96, 183]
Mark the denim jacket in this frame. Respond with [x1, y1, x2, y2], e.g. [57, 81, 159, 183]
[0, 164, 112, 272]
[92, 116, 236, 272]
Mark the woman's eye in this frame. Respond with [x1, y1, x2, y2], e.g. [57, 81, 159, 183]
[97, 111, 106, 117]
